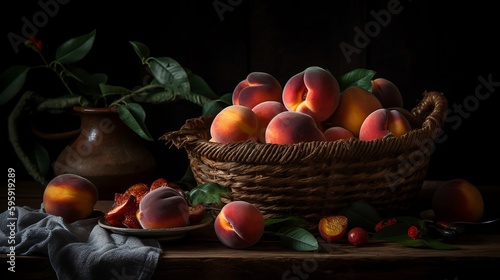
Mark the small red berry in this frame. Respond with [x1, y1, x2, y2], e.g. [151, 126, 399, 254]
[375, 218, 397, 232]
[347, 227, 369, 246]
[407, 225, 422, 240]
[25, 37, 42, 52]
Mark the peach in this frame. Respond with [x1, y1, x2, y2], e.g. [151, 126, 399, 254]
[105, 194, 136, 227]
[232, 72, 282, 109]
[318, 215, 348, 242]
[252, 100, 287, 143]
[188, 204, 206, 224]
[124, 183, 149, 200]
[43, 173, 98, 223]
[214, 201, 264, 249]
[371, 78, 404, 108]
[104, 183, 149, 228]
[123, 209, 143, 229]
[358, 108, 411, 141]
[265, 111, 326, 144]
[327, 86, 382, 138]
[137, 187, 190, 229]
[210, 105, 261, 143]
[432, 179, 484, 223]
[282, 66, 340, 123]
[323, 126, 355, 141]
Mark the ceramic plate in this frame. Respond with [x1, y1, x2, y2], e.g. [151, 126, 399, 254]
[98, 214, 213, 240]
[420, 209, 500, 225]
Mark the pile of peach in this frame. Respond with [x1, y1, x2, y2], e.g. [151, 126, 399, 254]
[104, 178, 205, 229]
[210, 66, 412, 144]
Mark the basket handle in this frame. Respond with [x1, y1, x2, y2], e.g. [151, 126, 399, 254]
[411, 91, 448, 131]
[161, 116, 213, 149]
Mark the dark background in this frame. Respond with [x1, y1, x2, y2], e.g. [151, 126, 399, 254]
[1, 0, 498, 186]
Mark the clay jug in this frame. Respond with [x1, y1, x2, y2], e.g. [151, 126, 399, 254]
[53, 106, 156, 200]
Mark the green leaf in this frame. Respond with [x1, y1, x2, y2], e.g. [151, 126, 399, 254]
[129, 41, 150, 63]
[148, 57, 190, 95]
[189, 182, 228, 206]
[133, 89, 178, 104]
[340, 200, 382, 232]
[381, 234, 459, 250]
[417, 239, 459, 250]
[64, 64, 107, 87]
[274, 226, 319, 251]
[32, 142, 50, 177]
[372, 222, 411, 239]
[35, 95, 91, 112]
[116, 103, 153, 141]
[176, 167, 197, 191]
[56, 29, 96, 64]
[0, 65, 30, 105]
[133, 89, 213, 110]
[186, 69, 219, 99]
[338, 68, 376, 92]
[264, 216, 310, 231]
[99, 84, 132, 98]
[202, 93, 232, 117]
[391, 216, 423, 225]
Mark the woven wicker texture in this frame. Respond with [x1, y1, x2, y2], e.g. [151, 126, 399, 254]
[162, 91, 448, 223]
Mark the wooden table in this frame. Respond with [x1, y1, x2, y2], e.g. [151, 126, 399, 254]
[2, 181, 500, 280]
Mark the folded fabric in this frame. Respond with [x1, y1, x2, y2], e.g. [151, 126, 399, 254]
[0, 206, 162, 280]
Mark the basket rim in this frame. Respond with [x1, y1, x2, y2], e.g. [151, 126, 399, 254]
[161, 91, 448, 164]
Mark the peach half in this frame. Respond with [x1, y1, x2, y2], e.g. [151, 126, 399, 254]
[43, 173, 98, 223]
[282, 66, 340, 123]
[265, 111, 326, 144]
[359, 108, 411, 141]
[232, 72, 282, 109]
[318, 215, 349, 242]
[214, 201, 264, 249]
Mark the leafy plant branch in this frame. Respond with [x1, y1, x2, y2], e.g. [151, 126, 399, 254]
[0, 29, 231, 142]
[0, 29, 231, 186]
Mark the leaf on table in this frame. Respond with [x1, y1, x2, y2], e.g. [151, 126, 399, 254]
[340, 200, 381, 232]
[380, 234, 459, 250]
[189, 182, 228, 206]
[274, 226, 319, 252]
[264, 216, 310, 231]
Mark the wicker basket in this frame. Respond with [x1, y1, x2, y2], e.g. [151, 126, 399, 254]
[161, 91, 448, 224]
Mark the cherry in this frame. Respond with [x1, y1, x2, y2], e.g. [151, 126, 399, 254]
[347, 227, 369, 246]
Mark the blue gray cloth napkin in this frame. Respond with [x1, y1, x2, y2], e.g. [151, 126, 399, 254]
[0, 206, 162, 279]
